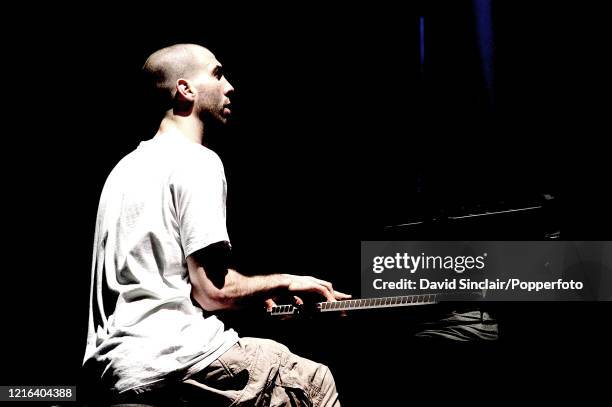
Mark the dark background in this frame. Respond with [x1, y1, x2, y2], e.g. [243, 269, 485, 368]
[3, 1, 611, 404]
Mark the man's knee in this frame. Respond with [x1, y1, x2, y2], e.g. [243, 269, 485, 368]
[240, 337, 340, 405]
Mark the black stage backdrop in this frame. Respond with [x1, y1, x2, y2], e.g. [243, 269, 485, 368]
[3, 1, 611, 404]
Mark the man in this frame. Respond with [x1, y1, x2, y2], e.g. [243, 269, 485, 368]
[83, 43, 348, 406]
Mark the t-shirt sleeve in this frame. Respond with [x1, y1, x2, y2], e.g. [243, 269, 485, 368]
[171, 153, 230, 258]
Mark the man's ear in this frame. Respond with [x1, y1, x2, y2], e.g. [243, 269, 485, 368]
[176, 79, 196, 101]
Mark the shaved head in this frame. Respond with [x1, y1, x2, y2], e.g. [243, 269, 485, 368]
[139, 43, 234, 133]
[142, 44, 216, 112]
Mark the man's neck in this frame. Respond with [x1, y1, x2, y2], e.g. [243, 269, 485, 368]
[157, 114, 205, 145]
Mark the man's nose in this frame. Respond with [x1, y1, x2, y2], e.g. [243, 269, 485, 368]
[224, 79, 235, 95]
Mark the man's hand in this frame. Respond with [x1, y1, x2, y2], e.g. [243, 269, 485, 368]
[265, 295, 304, 310]
[284, 274, 351, 302]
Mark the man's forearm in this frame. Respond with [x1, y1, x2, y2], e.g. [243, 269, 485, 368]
[190, 263, 291, 311]
[221, 270, 291, 306]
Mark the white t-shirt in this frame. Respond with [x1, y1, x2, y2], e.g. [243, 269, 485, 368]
[83, 130, 238, 394]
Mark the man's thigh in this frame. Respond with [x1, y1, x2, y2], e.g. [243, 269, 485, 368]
[181, 337, 338, 406]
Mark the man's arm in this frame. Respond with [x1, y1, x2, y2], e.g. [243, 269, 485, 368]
[187, 243, 350, 311]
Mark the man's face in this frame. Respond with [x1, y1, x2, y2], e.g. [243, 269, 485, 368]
[191, 55, 234, 125]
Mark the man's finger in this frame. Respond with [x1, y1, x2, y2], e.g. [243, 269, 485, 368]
[312, 277, 334, 293]
[313, 285, 334, 302]
[313, 284, 336, 302]
[333, 291, 352, 300]
[264, 298, 277, 311]
[293, 296, 304, 305]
